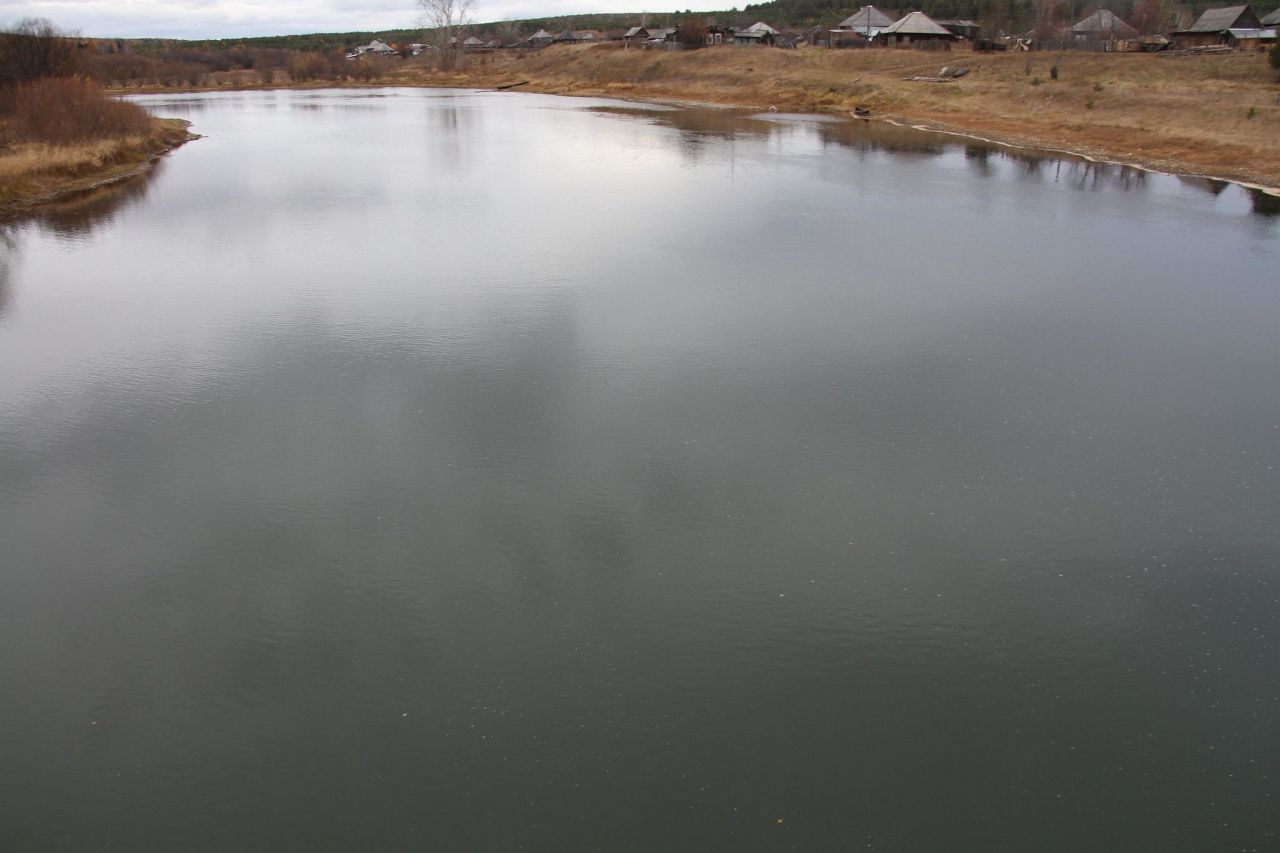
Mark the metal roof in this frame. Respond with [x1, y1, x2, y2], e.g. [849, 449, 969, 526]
[746, 21, 781, 34]
[881, 11, 956, 36]
[1182, 5, 1258, 32]
[1072, 8, 1138, 36]
[1261, 7, 1280, 24]
[838, 6, 894, 29]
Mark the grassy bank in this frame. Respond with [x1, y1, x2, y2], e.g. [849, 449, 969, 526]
[374, 44, 1280, 189]
[1, 77, 195, 209]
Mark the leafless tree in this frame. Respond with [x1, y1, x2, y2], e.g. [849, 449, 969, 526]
[0, 18, 79, 90]
[419, 0, 477, 70]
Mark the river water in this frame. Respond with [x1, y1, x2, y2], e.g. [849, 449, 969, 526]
[1, 88, 1278, 851]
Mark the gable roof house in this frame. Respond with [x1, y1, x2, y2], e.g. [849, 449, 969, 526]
[936, 19, 980, 39]
[733, 27, 777, 45]
[837, 5, 895, 35]
[879, 11, 960, 46]
[346, 39, 397, 58]
[830, 5, 894, 44]
[1225, 24, 1277, 47]
[1072, 8, 1139, 40]
[1173, 5, 1262, 45]
[528, 29, 555, 45]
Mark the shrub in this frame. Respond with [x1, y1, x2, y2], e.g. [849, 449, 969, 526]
[1270, 43, 1280, 71]
[0, 18, 78, 88]
[5, 76, 151, 144]
[675, 21, 707, 49]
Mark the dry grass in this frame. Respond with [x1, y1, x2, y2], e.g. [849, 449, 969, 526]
[0, 117, 193, 206]
[384, 44, 1280, 188]
[1, 76, 153, 145]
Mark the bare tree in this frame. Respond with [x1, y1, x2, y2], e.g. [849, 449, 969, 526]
[0, 18, 79, 90]
[419, 0, 477, 70]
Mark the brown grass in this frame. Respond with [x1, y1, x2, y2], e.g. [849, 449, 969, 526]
[0, 117, 193, 207]
[381, 44, 1280, 188]
[1, 76, 153, 144]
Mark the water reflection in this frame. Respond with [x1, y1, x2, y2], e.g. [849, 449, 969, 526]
[1248, 187, 1280, 217]
[1, 88, 1278, 852]
[1, 162, 162, 238]
[0, 231, 12, 318]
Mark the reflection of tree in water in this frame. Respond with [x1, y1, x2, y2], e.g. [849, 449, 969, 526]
[588, 106, 952, 162]
[15, 161, 164, 239]
[964, 145, 994, 177]
[1248, 188, 1280, 218]
[1177, 175, 1229, 197]
[1177, 176, 1279, 220]
[1057, 158, 1147, 192]
[0, 229, 13, 318]
[587, 105, 768, 160]
[816, 119, 946, 158]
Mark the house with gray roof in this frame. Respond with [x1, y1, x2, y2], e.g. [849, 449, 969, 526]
[880, 11, 960, 46]
[1072, 8, 1139, 40]
[1173, 5, 1262, 45]
[346, 39, 397, 59]
[1260, 7, 1280, 25]
[831, 6, 894, 43]
[838, 6, 894, 33]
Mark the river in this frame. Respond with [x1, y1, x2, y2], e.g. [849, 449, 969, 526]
[1, 88, 1278, 851]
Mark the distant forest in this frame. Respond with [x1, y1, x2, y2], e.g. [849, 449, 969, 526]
[120, 0, 1231, 52]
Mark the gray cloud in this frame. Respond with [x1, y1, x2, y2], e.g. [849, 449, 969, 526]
[3, 0, 682, 38]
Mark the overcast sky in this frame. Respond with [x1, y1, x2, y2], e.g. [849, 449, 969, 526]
[1, 0, 692, 39]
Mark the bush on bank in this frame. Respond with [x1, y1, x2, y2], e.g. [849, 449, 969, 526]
[2, 76, 152, 145]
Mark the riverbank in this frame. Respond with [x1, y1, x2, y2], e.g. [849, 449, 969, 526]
[0, 117, 195, 210]
[382, 45, 1280, 191]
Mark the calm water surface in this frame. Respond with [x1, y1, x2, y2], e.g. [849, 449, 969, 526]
[2, 89, 1278, 851]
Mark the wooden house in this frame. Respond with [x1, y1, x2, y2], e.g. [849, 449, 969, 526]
[733, 29, 775, 45]
[620, 26, 649, 46]
[528, 29, 555, 46]
[879, 12, 960, 46]
[1225, 26, 1277, 47]
[830, 7, 894, 45]
[937, 19, 980, 39]
[703, 25, 732, 45]
[734, 22, 780, 45]
[1173, 5, 1262, 46]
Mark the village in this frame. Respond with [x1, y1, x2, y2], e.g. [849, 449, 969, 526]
[343, 3, 1279, 58]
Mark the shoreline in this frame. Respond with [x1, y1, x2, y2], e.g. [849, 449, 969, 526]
[104, 75, 1280, 196]
[875, 116, 1280, 198]
[387, 46, 1280, 192]
[0, 118, 196, 213]
[16, 44, 1280, 211]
